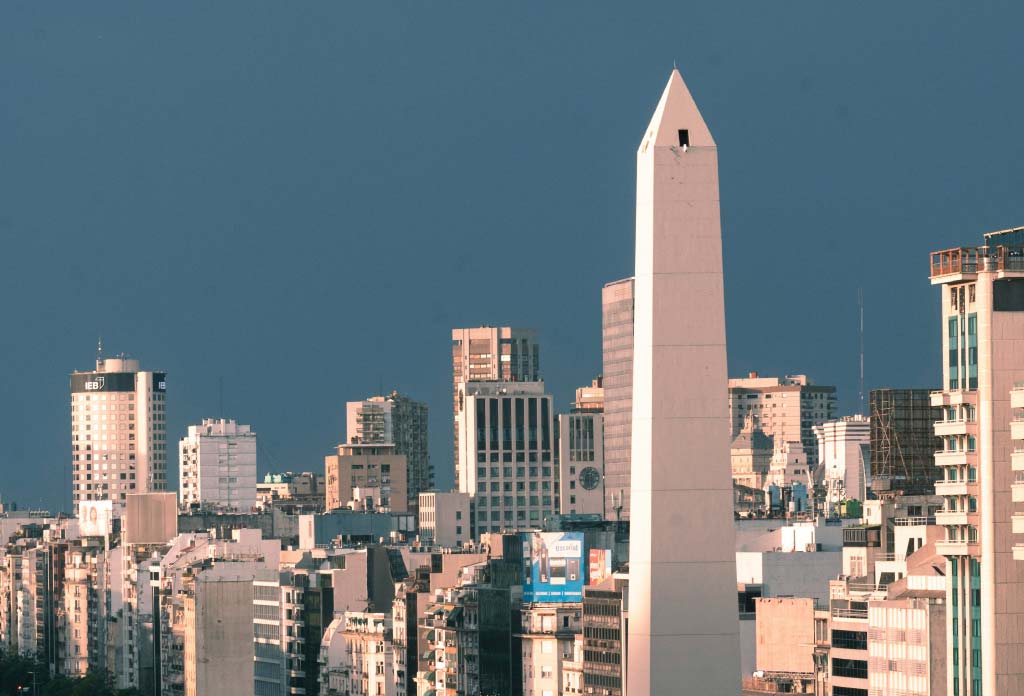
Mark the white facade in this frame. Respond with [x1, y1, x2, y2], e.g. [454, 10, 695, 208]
[558, 412, 605, 516]
[519, 605, 581, 696]
[70, 356, 168, 505]
[814, 415, 871, 506]
[178, 418, 257, 512]
[456, 381, 556, 534]
[418, 491, 471, 548]
[626, 69, 740, 694]
[320, 612, 394, 696]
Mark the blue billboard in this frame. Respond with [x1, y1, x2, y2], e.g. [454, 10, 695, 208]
[521, 531, 585, 602]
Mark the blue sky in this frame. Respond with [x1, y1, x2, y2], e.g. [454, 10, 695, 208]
[2, 2, 1022, 511]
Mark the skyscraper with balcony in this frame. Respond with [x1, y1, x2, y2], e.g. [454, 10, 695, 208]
[70, 355, 167, 505]
[929, 226, 1024, 695]
[452, 327, 541, 489]
[602, 278, 634, 520]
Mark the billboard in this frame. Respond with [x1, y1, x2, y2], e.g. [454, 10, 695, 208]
[521, 531, 584, 602]
[78, 500, 113, 537]
[588, 548, 612, 586]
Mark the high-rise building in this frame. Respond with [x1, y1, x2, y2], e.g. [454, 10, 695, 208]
[70, 356, 167, 505]
[869, 388, 943, 497]
[178, 418, 257, 512]
[626, 69, 739, 694]
[728, 373, 837, 469]
[346, 391, 431, 507]
[456, 381, 556, 535]
[452, 327, 540, 488]
[814, 415, 871, 508]
[929, 227, 1024, 695]
[324, 443, 408, 513]
[602, 278, 635, 520]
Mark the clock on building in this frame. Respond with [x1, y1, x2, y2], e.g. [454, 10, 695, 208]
[579, 466, 601, 491]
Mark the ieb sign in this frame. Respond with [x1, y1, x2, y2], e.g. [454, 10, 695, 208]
[522, 531, 585, 602]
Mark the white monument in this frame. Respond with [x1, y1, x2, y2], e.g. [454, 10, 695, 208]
[627, 69, 741, 694]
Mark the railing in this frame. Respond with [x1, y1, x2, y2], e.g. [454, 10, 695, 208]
[831, 608, 868, 620]
[894, 516, 936, 526]
[931, 245, 1024, 278]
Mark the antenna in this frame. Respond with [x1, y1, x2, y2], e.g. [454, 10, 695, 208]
[859, 288, 865, 416]
[97, 336, 103, 361]
[219, 377, 225, 419]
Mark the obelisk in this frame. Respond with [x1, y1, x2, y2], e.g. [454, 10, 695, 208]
[626, 69, 740, 694]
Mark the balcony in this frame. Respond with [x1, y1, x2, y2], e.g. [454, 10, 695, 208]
[1012, 513, 1024, 535]
[1015, 545, 1024, 562]
[935, 450, 970, 468]
[931, 390, 973, 407]
[930, 248, 979, 282]
[1013, 482, 1024, 504]
[934, 419, 972, 436]
[935, 510, 970, 527]
[936, 539, 978, 557]
[1013, 451, 1024, 472]
[935, 480, 969, 497]
[1011, 420, 1024, 442]
[1012, 384, 1024, 410]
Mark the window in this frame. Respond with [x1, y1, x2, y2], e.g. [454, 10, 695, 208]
[677, 129, 689, 147]
[832, 658, 868, 679]
[831, 630, 867, 650]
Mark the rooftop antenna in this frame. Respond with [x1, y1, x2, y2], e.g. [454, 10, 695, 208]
[219, 376, 225, 419]
[97, 336, 103, 361]
[859, 287, 865, 416]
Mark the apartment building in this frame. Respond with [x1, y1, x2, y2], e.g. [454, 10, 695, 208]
[178, 418, 257, 512]
[601, 278, 634, 521]
[929, 226, 1024, 694]
[729, 373, 837, 470]
[325, 443, 408, 513]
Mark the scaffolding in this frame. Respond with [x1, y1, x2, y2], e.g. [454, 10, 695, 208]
[870, 389, 942, 497]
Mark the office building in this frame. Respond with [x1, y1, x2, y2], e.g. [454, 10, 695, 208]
[456, 381, 557, 535]
[558, 411, 605, 516]
[602, 278, 635, 521]
[929, 226, 1024, 694]
[870, 388, 943, 497]
[729, 373, 837, 470]
[452, 327, 541, 489]
[626, 69, 740, 694]
[814, 415, 872, 509]
[346, 391, 432, 507]
[178, 418, 257, 512]
[324, 443, 408, 513]
[70, 355, 167, 505]
[417, 491, 471, 548]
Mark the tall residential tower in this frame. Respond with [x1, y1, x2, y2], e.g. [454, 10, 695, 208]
[929, 227, 1024, 695]
[627, 70, 739, 694]
[70, 356, 167, 505]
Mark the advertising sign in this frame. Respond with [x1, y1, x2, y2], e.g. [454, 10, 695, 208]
[522, 531, 585, 602]
[588, 548, 612, 586]
[78, 500, 113, 537]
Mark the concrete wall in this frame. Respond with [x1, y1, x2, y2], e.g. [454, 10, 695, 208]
[187, 575, 254, 696]
[754, 597, 815, 674]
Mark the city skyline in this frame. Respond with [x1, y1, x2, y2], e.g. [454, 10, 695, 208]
[5, 3, 1024, 514]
